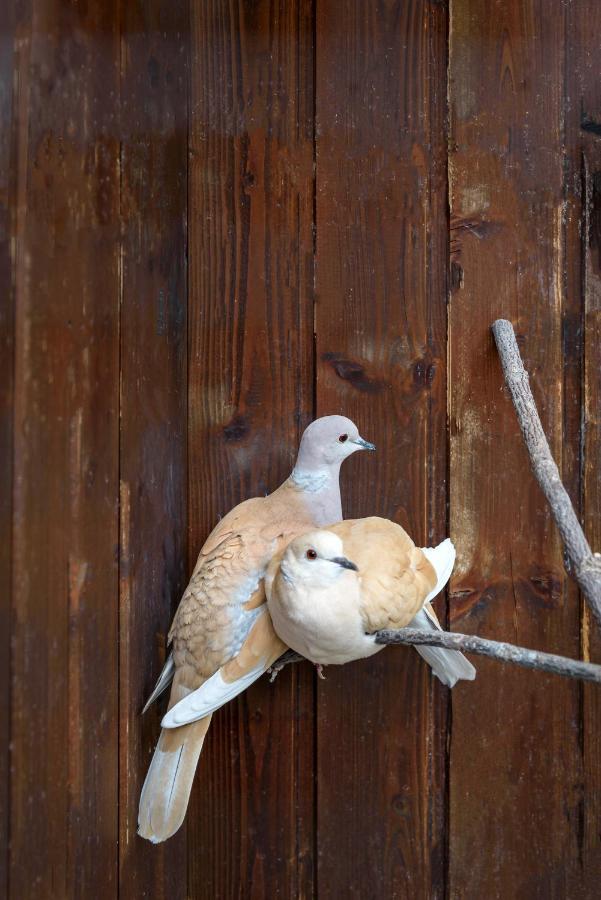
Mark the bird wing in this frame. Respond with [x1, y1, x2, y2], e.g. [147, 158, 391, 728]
[327, 517, 438, 632]
[162, 606, 287, 727]
[168, 493, 308, 686]
[137, 495, 301, 842]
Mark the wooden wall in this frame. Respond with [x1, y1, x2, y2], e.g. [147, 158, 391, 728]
[2, 0, 601, 897]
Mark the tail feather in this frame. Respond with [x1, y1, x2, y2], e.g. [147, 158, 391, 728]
[410, 608, 476, 687]
[412, 538, 476, 688]
[141, 652, 175, 714]
[138, 678, 210, 844]
[138, 716, 211, 843]
[421, 538, 456, 605]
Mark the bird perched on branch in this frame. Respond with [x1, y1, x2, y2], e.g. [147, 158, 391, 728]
[138, 416, 375, 843]
[160, 520, 475, 735]
[265, 518, 476, 686]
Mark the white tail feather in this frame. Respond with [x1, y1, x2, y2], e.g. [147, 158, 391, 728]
[421, 538, 456, 604]
[411, 539, 476, 687]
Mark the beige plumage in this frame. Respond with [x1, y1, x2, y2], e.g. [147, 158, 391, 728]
[138, 416, 375, 843]
[264, 517, 476, 684]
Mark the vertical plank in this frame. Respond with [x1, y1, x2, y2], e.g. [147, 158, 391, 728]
[118, 1, 189, 896]
[315, 2, 449, 896]
[448, 1, 582, 896]
[0, 1, 15, 894]
[187, 1, 315, 896]
[571, 0, 601, 891]
[10, 0, 121, 895]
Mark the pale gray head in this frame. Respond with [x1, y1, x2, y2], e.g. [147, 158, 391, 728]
[294, 415, 375, 474]
[282, 530, 359, 588]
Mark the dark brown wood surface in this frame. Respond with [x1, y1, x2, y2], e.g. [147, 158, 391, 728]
[448, 2, 582, 896]
[573, 1, 601, 894]
[314, 1, 449, 897]
[9, 1, 121, 896]
[0, 1, 15, 894]
[2, 0, 601, 897]
[187, 2, 315, 897]
[118, 1, 189, 897]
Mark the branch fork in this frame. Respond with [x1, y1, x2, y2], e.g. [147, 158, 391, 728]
[271, 320, 601, 687]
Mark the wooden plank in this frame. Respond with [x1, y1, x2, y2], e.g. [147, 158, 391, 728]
[10, 0, 121, 895]
[186, 2, 315, 896]
[448, 1, 582, 895]
[569, 0, 601, 890]
[118, 1, 189, 897]
[0, 1, 15, 894]
[314, 1, 449, 896]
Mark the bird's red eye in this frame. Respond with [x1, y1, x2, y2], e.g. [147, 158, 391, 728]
[306, 548, 317, 560]
[338, 433, 348, 443]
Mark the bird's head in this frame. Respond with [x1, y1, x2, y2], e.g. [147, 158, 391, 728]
[281, 530, 358, 587]
[295, 415, 375, 471]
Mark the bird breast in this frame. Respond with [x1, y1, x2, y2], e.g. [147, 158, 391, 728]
[268, 573, 381, 666]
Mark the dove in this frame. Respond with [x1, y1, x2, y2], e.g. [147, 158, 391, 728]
[161, 517, 474, 731]
[264, 517, 476, 686]
[138, 415, 375, 843]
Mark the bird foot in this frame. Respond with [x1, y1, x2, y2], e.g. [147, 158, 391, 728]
[315, 663, 326, 680]
[268, 660, 285, 683]
[268, 649, 305, 682]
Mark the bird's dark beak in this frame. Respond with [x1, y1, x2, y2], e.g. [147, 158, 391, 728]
[353, 436, 376, 451]
[331, 556, 359, 571]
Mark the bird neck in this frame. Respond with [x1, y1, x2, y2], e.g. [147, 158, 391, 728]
[289, 462, 339, 494]
[288, 463, 343, 526]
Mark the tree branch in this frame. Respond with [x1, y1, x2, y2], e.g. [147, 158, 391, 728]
[492, 318, 601, 632]
[375, 628, 601, 684]
[270, 630, 601, 685]
[268, 321, 601, 688]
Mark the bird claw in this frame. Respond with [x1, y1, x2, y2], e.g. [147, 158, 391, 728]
[315, 663, 326, 680]
[268, 661, 285, 683]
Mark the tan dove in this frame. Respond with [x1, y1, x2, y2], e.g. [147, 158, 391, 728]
[264, 518, 476, 685]
[160, 518, 474, 732]
[138, 416, 375, 843]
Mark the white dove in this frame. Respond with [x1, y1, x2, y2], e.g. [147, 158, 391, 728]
[138, 415, 375, 843]
[265, 518, 476, 686]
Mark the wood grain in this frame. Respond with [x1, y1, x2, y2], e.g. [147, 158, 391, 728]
[314, 1, 449, 896]
[569, 0, 601, 891]
[0, 0, 15, 893]
[187, 1, 315, 896]
[448, 1, 581, 895]
[5, 2, 601, 896]
[10, 0, 121, 895]
[118, 1, 189, 897]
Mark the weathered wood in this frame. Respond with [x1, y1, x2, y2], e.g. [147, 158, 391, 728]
[0, 1, 15, 892]
[10, 0, 121, 895]
[187, 2, 315, 895]
[569, 0, 601, 888]
[492, 318, 601, 630]
[448, 1, 581, 895]
[6, 2, 601, 896]
[376, 629, 601, 684]
[315, 1, 449, 895]
[118, 1, 189, 896]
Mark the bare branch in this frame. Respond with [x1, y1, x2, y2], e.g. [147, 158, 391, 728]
[375, 628, 601, 684]
[270, 630, 601, 685]
[492, 318, 601, 632]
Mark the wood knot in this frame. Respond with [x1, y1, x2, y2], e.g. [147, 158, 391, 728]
[322, 353, 384, 394]
[223, 415, 249, 442]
